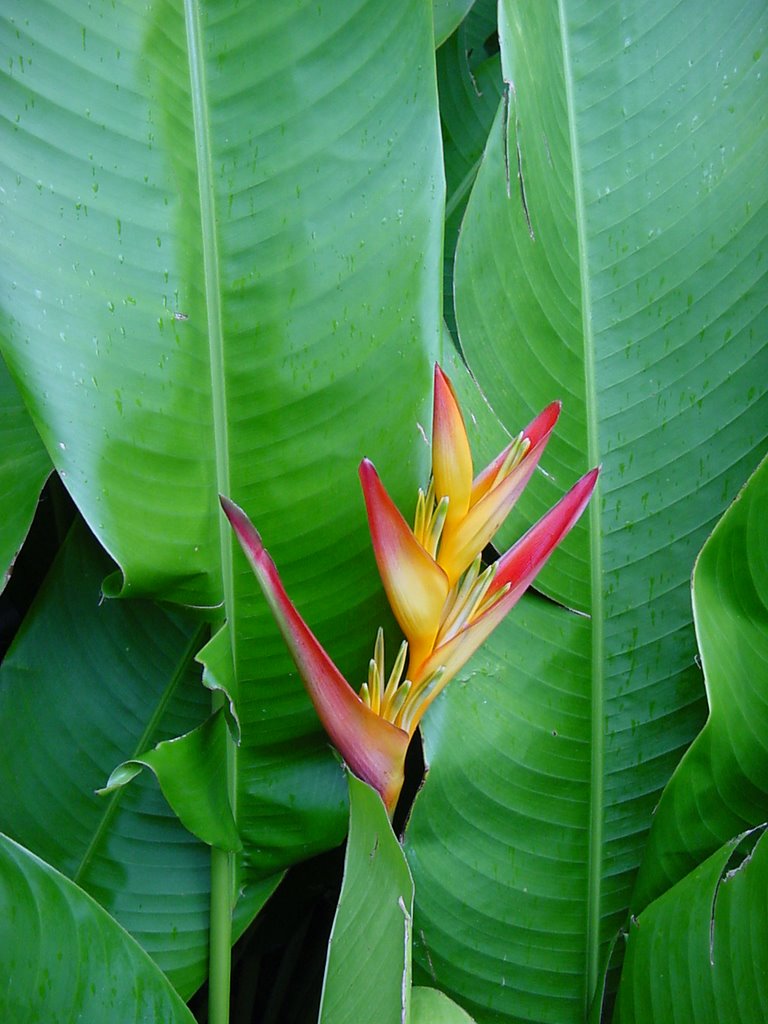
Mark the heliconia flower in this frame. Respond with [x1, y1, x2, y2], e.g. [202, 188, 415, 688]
[220, 496, 409, 813]
[221, 364, 599, 814]
[360, 462, 599, 734]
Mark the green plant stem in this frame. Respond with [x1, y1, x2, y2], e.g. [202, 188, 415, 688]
[208, 842, 234, 1024]
[208, 676, 237, 1024]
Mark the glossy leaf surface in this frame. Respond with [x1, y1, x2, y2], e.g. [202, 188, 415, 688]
[633, 455, 768, 909]
[0, 0, 443, 874]
[409, 0, 768, 1020]
[0, 833, 196, 1023]
[412, 987, 478, 1023]
[101, 707, 242, 853]
[614, 829, 768, 1024]
[0, 357, 50, 590]
[318, 774, 414, 1024]
[0, 523, 277, 997]
[406, 599, 591, 1023]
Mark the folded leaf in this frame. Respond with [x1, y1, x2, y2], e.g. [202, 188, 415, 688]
[614, 828, 768, 1024]
[100, 708, 241, 853]
[632, 455, 768, 911]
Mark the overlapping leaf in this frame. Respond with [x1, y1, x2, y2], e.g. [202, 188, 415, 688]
[319, 775, 414, 1024]
[614, 828, 768, 1024]
[0, 523, 277, 997]
[632, 455, 768, 910]
[0, 356, 50, 590]
[433, 0, 477, 48]
[407, 0, 768, 1020]
[318, 774, 479, 1024]
[0, 0, 444, 883]
[412, 987, 478, 1024]
[437, 0, 502, 336]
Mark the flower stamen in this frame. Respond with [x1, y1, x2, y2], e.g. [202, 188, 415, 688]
[360, 630, 412, 725]
[473, 580, 511, 619]
[437, 554, 482, 631]
[383, 678, 412, 723]
[436, 560, 498, 647]
[413, 478, 449, 559]
[397, 666, 447, 735]
[495, 432, 530, 486]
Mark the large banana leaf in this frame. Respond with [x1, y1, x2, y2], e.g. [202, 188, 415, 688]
[0, 833, 197, 1022]
[405, 0, 768, 1021]
[0, 0, 443, 884]
[0, 522, 278, 996]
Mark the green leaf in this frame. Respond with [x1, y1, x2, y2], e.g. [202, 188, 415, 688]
[405, 600, 591, 1024]
[433, 0, 478, 49]
[0, 522, 277, 997]
[0, 0, 443, 874]
[412, 987, 478, 1023]
[0, 356, 50, 590]
[415, 0, 768, 1019]
[318, 774, 414, 1024]
[0, 833, 196, 1023]
[614, 828, 768, 1024]
[633, 455, 768, 910]
[437, 6, 502, 337]
[100, 707, 242, 853]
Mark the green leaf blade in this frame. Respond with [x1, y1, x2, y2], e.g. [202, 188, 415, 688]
[615, 829, 768, 1024]
[1, 0, 446, 877]
[0, 523, 275, 997]
[442, 0, 768, 1018]
[319, 773, 414, 1024]
[633, 455, 768, 910]
[0, 833, 197, 1023]
[100, 707, 242, 853]
[405, 600, 592, 1024]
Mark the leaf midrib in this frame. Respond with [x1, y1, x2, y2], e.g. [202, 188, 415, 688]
[182, 0, 237, 815]
[557, 1, 605, 1012]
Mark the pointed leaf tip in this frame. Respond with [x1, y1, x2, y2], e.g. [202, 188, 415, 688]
[220, 494, 265, 560]
[494, 466, 600, 592]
